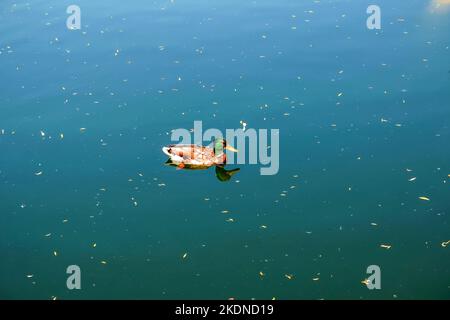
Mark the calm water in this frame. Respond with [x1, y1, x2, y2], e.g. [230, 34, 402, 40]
[1, 0, 449, 299]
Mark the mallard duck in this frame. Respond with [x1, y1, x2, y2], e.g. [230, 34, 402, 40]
[162, 139, 238, 169]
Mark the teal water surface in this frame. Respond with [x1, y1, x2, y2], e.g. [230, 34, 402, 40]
[1, 0, 450, 299]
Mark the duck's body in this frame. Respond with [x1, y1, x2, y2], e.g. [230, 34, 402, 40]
[162, 139, 237, 168]
[162, 144, 223, 167]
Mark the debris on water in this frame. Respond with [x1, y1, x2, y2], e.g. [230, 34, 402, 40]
[361, 279, 370, 286]
[80, 128, 86, 133]
[226, 218, 234, 222]
[260, 225, 267, 229]
[100, 261, 107, 265]
[92, 243, 97, 248]
[221, 210, 230, 214]
[285, 274, 294, 280]
[419, 196, 430, 201]
[259, 271, 265, 277]
[408, 177, 417, 182]
[240, 120, 247, 131]
[312, 277, 320, 281]
[182, 252, 188, 259]
[44, 233, 52, 237]
[53, 251, 58, 256]
[441, 240, 450, 248]
[380, 244, 392, 249]
[26, 274, 34, 278]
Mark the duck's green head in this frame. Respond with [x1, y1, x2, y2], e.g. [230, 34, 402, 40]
[213, 139, 238, 155]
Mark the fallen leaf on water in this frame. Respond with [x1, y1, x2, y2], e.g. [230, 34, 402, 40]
[35, 171, 43, 176]
[285, 274, 294, 280]
[26, 275, 34, 278]
[408, 177, 417, 182]
[312, 277, 320, 281]
[260, 225, 268, 229]
[182, 253, 188, 259]
[53, 251, 58, 257]
[92, 243, 97, 248]
[44, 233, 52, 237]
[361, 279, 370, 286]
[221, 210, 229, 214]
[226, 218, 234, 222]
[100, 261, 107, 265]
[259, 271, 265, 277]
[380, 244, 392, 249]
[419, 196, 430, 201]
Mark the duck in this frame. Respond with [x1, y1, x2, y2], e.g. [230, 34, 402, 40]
[162, 138, 238, 169]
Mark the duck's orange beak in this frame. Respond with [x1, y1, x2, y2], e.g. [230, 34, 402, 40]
[225, 145, 238, 153]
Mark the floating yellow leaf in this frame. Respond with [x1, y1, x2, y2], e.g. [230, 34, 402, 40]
[259, 271, 265, 277]
[361, 279, 370, 286]
[419, 196, 430, 201]
[380, 244, 392, 249]
[285, 274, 294, 280]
